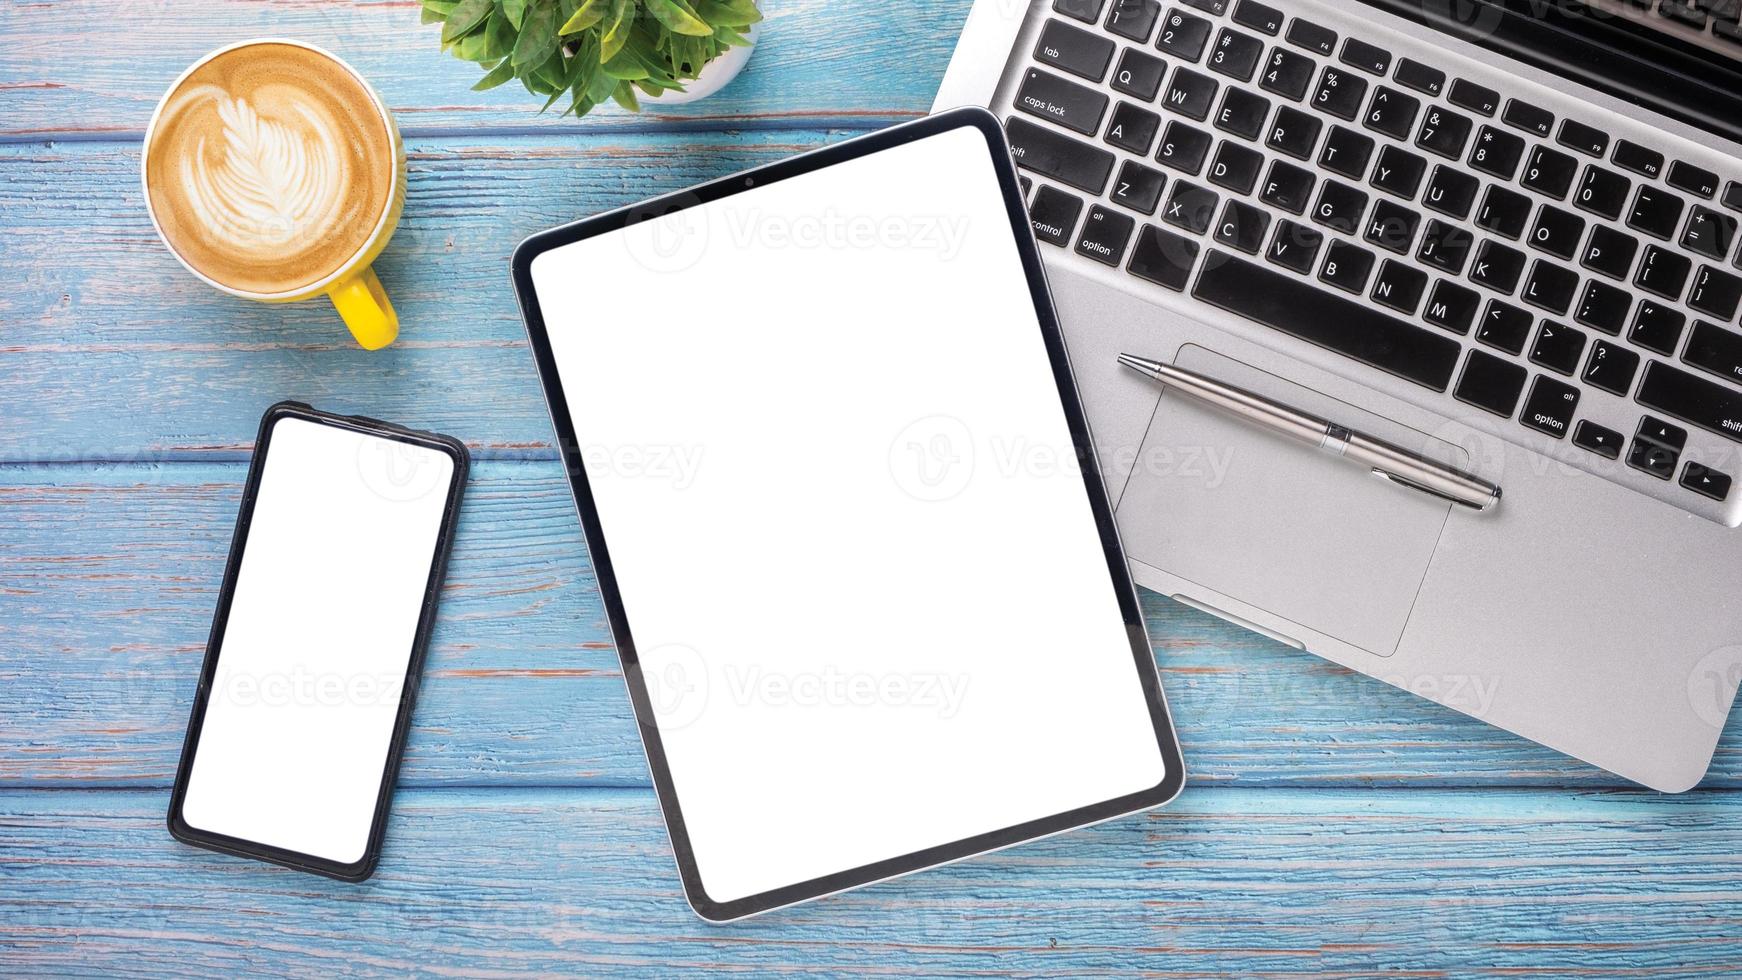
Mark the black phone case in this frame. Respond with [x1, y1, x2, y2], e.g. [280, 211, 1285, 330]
[166, 401, 469, 882]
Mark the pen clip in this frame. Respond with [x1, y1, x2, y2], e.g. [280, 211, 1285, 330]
[1370, 468, 1497, 512]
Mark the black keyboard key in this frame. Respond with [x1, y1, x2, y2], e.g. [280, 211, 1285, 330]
[1020, 175, 1033, 198]
[1127, 223, 1201, 290]
[1106, 0, 1163, 42]
[1266, 220, 1324, 274]
[1157, 121, 1215, 174]
[1682, 206, 1739, 260]
[1371, 258, 1429, 314]
[1163, 68, 1220, 121]
[1476, 185, 1532, 239]
[1418, 219, 1475, 275]
[1180, 0, 1228, 14]
[1259, 46, 1316, 101]
[1163, 180, 1221, 234]
[1469, 126, 1525, 180]
[1319, 126, 1375, 180]
[1312, 66, 1368, 121]
[1583, 339, 1640, 395]
[1423, 166, 1480, 219]
[1668, 160, 1721, 200]
[1054, 0, 1110, 24]
[1690, 265, 1742, 320]
[1425, 279, 1482, 334]
[1639, 416, 1689, 453]
[1286, 18, 1337, 57]
[1478, 299, 1534, 354]
[1036, 19, 1117, 81]
[1371, 146, 1427, 199]
[1471, 240, 1527, 293]
[1635, 244, 1693, 300]
[1521, 375, 1580, 438]
[1319, 239, 1376, 293]
[1573, 165, 1630, 221]
[1340, 37, 1391, 76]
[1394, 58, 1446, 97]
[1630, 300, 1687, 356]
[1573, 420, 1625, 459]
[1214, 87, 1271, 140]
[1208, 28, 1265, 81]
[1076, 204, 1137, 265]
[1259, 160, 1316, 214]
[1456, 349, 1529, 417]
[1106, 101, 1163, 154]
[1232, 0, 1284, 35]
[1502, 98, 1554, 138]
[1682, 462, 1732, 502]
[1574, 279, 1631, 335]
[1528, 205, 1586, 260]
[1214, 199, 1272, 253]
[1006, 118, 1118, 194]
[1448, 78, 1500, 116]
[1581, 224, 1639, 280]
[1029, 185, 1085, 246]
[1016, 69, 1110, 136]
[1629, 440, 1680, 480]
[1194, 251, 1461, 389]
[1157, 9, 1213, 61]
[1363, 86, 1420, 141]
[1112, 160, 1168, 214]
[1612, 139, 1665, 179]
[1685, 319, 1742, 386]
[1557, 118, 1610, 158]
[1725, 181, 1742, 213]
[1312, 180, 1368, 234]
[1521, 146, 1578, 200]
[1112, 48, 1169, 100]
[1266, 106, 1323, 159]
[1365, 199, 1421, 254]
[1522, 261, 1580, 314]
[1663, 0, 1712, 27]
[1415, 106, 1472, 160]
[1637, 361, 1742, 443]
[1208, 140, 1264, 193]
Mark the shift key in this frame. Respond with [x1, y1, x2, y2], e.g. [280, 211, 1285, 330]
[1005, 117, 1116, 194]
[1015, 68, 1110, 136]
[1637, 360, 1742, 443]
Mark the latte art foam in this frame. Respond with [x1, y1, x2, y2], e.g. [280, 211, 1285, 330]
[146, 43, 396, 296]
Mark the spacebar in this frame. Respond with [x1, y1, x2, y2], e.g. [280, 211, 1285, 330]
[1191, 252, 1462, 392]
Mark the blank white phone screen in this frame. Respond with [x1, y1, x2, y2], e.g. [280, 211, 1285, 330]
[529, 125, 1167, 904]
[180, 418, 455, 865]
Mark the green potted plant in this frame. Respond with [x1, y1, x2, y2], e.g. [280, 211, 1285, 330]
[422, 0, 762, 116]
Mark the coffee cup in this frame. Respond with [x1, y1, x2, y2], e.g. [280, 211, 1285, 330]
[142, 39, 406, 350]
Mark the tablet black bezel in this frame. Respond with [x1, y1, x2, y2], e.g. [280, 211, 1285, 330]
[510, 107, 1186, 921]
[166, 401, 470, 882]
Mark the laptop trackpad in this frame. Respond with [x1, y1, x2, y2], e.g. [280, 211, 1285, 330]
[1116, 345, 1462, 657]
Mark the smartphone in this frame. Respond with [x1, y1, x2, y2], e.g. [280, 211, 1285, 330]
[167, 402, 468, 881]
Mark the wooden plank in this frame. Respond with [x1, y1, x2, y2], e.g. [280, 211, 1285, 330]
[0, 0, 968, 139]
[4, 786, 1742, 975]
[7, 461, 1738, 789]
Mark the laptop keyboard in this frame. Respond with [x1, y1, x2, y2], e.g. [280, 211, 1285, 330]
[1011, 0, 1742, 508]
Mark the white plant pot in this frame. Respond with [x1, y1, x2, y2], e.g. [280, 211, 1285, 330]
[640, 23, 759, 105]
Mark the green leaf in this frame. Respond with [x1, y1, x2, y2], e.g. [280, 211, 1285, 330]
[599, 0, 634, 62]
[471, 58, 517, 90]
[502, 0, 530, 29]
[695, 0, 759, 28]
[479, 10, 516, 59]
[645, 0, 713, 36]
[440, 0, 493, 42]
[512, 0, 560, 67]
[558, 0, 610, 35]
[612, 82, 641, 112]
[422, 0, 462, 18]
[602, 48, 651, 80]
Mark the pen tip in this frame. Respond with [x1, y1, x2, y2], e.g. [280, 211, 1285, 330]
[1117, 354, 1156, 375]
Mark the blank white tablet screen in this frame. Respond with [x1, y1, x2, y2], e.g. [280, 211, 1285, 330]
[530, 125, 1167, 904]
[180, 418, 454, 864]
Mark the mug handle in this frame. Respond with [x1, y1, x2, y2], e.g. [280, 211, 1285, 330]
[327, 266, 399, 350]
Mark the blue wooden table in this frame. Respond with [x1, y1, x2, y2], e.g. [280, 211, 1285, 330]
[5, 1, 1742, 974]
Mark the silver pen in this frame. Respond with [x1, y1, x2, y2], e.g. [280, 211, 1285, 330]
[1118, 354, 1502, 513]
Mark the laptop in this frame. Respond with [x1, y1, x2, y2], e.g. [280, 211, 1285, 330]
[934, 0, 1742, 791]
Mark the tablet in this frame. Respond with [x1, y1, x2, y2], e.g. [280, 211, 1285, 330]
[511, 108, 1184, 921]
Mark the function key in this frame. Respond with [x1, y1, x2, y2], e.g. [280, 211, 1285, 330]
[1448, 78, 1499, 117]
[1612, 139, 1664, 179]
[1053, 0, 1110, 24]
[1181, 0, 1230, 14]
[1035, 19, 1117, 81]
[1521, 375, 1580, 439]
[1107, 0, 1163, 42]
[1682, 462, 1733, 502]
[1341, 37, 1392, 76]
[1725, 181, 1742, 213]
[1573, 420, 1624, 460]
[1286, 18, 1337, 57]
[1502, 99, 1554, 139]
[1556, 119, 1610, 158]
[1394, 58, 1446, 98]
[1667, 160, 1721, 199]
[1232, 0, 1284, 35]
[1157, 9, 1214, 61]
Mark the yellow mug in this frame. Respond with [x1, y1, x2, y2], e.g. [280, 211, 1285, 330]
[141, 39, 406, 350]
